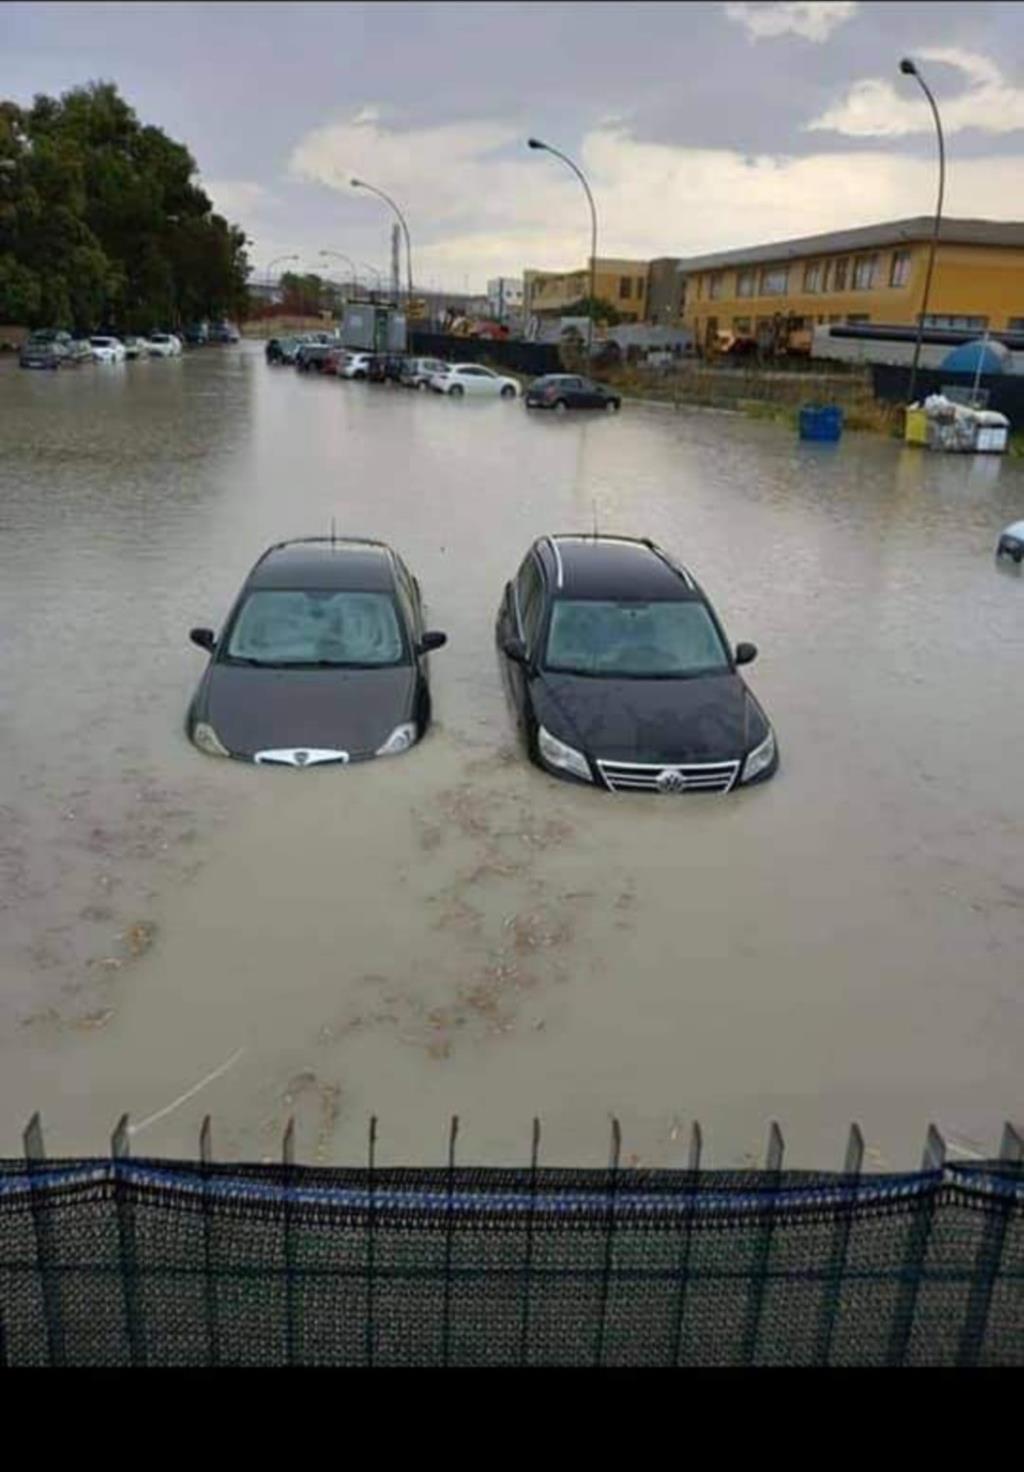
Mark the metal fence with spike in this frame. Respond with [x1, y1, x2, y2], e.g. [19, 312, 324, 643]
[0, 1115, 1021, 1366]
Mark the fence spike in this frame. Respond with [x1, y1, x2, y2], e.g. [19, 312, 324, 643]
[609, 1116, 622, 1171]
[530, 1117, 541, 1171]
[447, 1114, 459, 1169]
[23, 1113, 45, 1161]
[111, 1114, 130, 1160]
[688, 1121, 702, 1173]
[922, 1123, 946, 1171]
[765, 1121, 784, 1172]
[999, 1122, 1023, 1163]
[844, 1123, 864, 1176]
[282, 1117, 295, 1168]
[199, 1115, 212, 1166]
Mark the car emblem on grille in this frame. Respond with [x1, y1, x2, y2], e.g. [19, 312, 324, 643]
[294, 750, 309, 766]
[656, 769, 688, 794]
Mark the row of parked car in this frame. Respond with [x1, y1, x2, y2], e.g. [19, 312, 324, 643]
[265, 333, 623, 410]
[18, 328, 186, 369]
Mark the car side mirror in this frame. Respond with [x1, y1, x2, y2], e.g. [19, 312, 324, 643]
[735, 641, 758, 666]
[190, 626, 216, 652]
[503, 636, 528, 665]
[418, 630, 448, 654]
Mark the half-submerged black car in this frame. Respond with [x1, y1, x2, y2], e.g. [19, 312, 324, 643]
[495, 535, 777, 793]
[187, 537, 447, 766]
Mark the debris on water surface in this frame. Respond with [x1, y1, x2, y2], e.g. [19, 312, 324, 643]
[123, 920, 157, 957]
[75, 1008, 115, 1031]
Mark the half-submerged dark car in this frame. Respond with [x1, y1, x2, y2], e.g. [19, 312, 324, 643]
[187, 537, 448, 766]
[524, 374, 621, 413]
[495, 535, 777, 794]
[19, 330, 73, 369]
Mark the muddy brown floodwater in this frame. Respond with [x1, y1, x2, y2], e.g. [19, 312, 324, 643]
[1, 346, 1022, 1169]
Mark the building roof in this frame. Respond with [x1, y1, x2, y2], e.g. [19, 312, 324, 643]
[675, 217, 1024, 274]
[536, 536, 697, 600]
[250, 539, 396, 591]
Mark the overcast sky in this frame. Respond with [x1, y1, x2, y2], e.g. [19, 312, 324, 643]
[3, 1, 1023, 290]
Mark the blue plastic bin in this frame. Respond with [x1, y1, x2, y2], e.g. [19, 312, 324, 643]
[799, 404, 843, 442]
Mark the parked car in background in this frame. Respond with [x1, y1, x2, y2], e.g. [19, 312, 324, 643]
[296, 342, 334, 372]
[68, 336, 95, 364]
[146, 333, 182, 357]
[996, 520, 1024, 564]
[18, 330, 73, 369]
[495, 534, 777, 794]
[341, 351, 373, 380]
[90, 335, 126, 363]
[122, 336, 148, 359]
[399, 356, 448, 390]
[209, 321, 241, 344]
[186, 536, 448, 766]
[524, 374, 621, 413]
[321, 347, 348, 376]
[184, 322, 210, 346]
[429, 363, 520, 398]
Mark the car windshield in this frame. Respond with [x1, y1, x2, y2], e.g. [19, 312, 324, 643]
[225, 589, 407, 668]
[543, 598, 730, 678]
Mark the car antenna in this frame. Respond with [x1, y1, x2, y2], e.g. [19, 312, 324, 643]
[592, 498, 599, 541]
[330, 516, 336, 547]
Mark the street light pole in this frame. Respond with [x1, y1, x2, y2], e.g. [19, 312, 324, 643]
[266, 252, 299, 297]
[899, 57, 946, 407]
[319, 248, 360, 295]
[351, 179, 413, 306]
[527, 136, 598, 363]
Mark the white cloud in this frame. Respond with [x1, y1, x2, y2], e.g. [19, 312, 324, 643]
[202, 178, 275, 218]
[724, 2, 858, 43]
[279, 107, 1024, 289]
[808, 48, 1024, 136]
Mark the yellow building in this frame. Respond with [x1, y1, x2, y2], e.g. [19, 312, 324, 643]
[524, 257, 649, 322]
[678, 218, 1024, 352]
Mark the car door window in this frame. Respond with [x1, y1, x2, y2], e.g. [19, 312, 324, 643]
[515, 555, 545, 650]
[393, 559, 420, 634]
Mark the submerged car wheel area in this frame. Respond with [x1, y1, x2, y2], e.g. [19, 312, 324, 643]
[495, 534, 777, 794]
[186, 537, 447, 765]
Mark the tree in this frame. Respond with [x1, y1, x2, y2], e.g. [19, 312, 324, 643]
[0, 81, 249, 331]
[562, 295, 622, 326]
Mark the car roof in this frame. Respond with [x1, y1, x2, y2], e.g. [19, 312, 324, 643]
[533, 535, 698, 600]
[247, 538, 398, 592]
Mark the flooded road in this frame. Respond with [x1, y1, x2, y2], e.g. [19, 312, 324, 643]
[1, 345, 1022, 1169]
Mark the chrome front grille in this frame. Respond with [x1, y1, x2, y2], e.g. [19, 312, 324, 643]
[596, 758, 740, 794]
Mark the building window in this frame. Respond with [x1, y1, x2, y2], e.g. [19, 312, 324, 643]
[733, 316, 751, 334]
[852, 254, 877, 290]
[890, 250, 912, 287]
[619, 276, 632, 299]
[636, 277, 645, 298]
[846, 313, 870, 324]
[828, 314, 842, 323]
[802, 262, 821, 292]
[760, 265, 788, 296]
[736, 269, 756, 298]
[921, 313, 988, 330]
[821, 261, 832, 292]
[833, 258, 848, 291]
[1009, 317, 1024, 331]
[708, 272, 723, 300]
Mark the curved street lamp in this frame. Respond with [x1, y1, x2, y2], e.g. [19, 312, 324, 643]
[266, 252, 299, 293]
[319, 248, 361, 294]
[527, 136, 598, 361]
[899, 58, 946, 407]
[350, 178, 413, 304]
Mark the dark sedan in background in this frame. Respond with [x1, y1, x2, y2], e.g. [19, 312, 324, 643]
[187, 537, 447, 766]
[524, 374, 621, 413]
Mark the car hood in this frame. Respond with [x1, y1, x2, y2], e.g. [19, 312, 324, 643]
[532, 670, 766, 763]
[196, 663, 417, 759]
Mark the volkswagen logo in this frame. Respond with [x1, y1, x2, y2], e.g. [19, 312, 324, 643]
[656, 769, 688, 794]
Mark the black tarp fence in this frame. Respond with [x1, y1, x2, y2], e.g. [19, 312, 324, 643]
[1, 1117, 1021, 1366]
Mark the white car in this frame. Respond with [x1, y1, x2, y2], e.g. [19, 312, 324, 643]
[146, 333, 182, 358]
[341, 351, 373, 380]
[429, 363, 520, 398]
[89, 336, 126, 363]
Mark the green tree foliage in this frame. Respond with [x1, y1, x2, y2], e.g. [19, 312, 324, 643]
[0, 81, 250, 331]
[275, 271, 343, 317]
[562, 295, 622, 326]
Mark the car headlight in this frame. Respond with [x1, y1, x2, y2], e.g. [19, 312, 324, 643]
[537, 724, 592, 782]
[375, 722, 418, 757]
[742, 727, 775, 783]
[193, 721, 230, 757]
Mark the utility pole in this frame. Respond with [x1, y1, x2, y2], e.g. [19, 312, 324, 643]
[390, 224, 401, 305]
